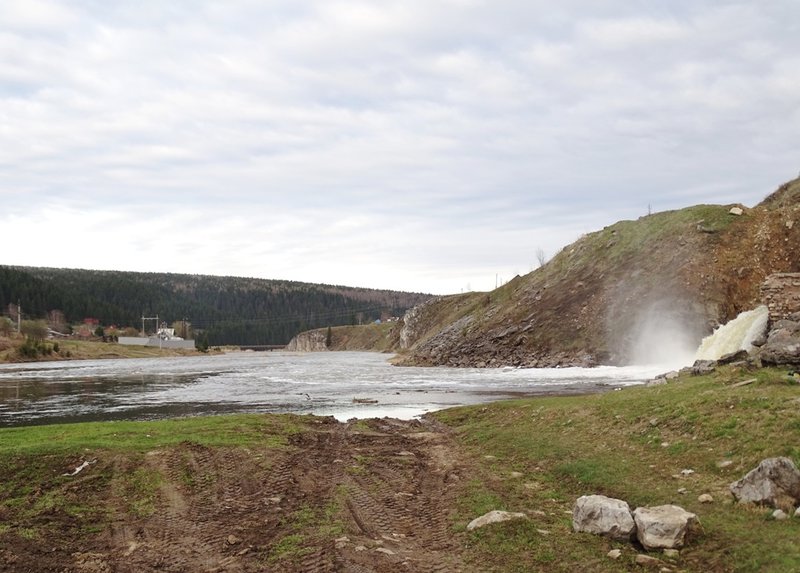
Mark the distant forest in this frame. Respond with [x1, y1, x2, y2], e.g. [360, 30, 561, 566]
[0, 266, 431, 346]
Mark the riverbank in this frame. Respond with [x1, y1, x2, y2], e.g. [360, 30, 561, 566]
[0, 336, 218, 364]
[1, 365, 798, 571]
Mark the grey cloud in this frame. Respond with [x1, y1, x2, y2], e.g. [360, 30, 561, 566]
[0, 1, 798, 292]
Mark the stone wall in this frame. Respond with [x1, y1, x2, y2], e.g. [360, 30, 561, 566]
[761, 273, 800, 323]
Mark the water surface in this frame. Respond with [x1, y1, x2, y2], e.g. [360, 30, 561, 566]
[0, 351, 665, 426]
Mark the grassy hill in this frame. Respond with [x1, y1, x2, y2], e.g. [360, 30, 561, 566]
[395, 177, 800, 367]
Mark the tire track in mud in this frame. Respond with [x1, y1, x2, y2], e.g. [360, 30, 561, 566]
[66, 417, 468, 573]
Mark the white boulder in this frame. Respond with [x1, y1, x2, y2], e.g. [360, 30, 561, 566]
[572, 495, 635, 540]
[730, 457, 800, 508]
[633, 505, 698, 550]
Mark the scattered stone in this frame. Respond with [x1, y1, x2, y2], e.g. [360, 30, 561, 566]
[607, 549, 622, 560]
[787, 220, 795, 230]
[354, 545, 367, 552]
[661, 442, 670, 448]
[677, 488, 688, 495]
[649, 418, 659, 427]
[536, 529, 550, 536]
[716, 460, 734, 469]
[226, 535, 241, 545]
[572, 495, 635, 541]
[635, 554, 665, 568]
[664, 371, 679, 380]
[483, 455, 497, 461]
[730, 457, 800, 508]
[663, 548, 680, 559]
[374, 547, 396, 556]
[691, 360, 717, 375]
[268, 496, 283, 504]
[467, 510, 527, 531]
[698, 494, 714, 504]
[646, 378, 667, 387]
[633, 505, 699, 550]
[509, 471, 524, 479]
[680, 469, 695, 477]
[772, 509, 789, 520]
[729, 207, 744, 216]
[397, 451, 415, 457]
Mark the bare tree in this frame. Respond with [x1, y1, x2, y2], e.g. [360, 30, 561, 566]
[535, 247, 548, 268]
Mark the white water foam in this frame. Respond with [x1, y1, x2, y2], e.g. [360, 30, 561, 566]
[694, 305, 769, 361]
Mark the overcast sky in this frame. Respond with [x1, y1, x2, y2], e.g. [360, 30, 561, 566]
[1, 1, 798, 294]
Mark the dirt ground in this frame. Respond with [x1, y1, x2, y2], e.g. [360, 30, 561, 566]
[1, 417, 471, 573]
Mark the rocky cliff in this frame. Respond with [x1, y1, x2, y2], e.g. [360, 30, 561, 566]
[285, 329, 329, 352]
[286, 323, 397, 353]
[395, 177, 800, 367]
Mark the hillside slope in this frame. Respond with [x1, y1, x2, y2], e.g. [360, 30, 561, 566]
[0, 267, 431, 346]
[396, 177, 800, 367]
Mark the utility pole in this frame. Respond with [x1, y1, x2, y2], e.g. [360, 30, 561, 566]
[17, 300, 21, 334]
[141, 315, 160, 337]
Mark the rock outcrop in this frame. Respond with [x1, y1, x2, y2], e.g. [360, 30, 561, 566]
[633, 505, 698, 550]
[730, 457, 800, 509]
[572, 495, 635, 541]
[285, 330, 328, 352]
[761, 274, 800, 324]
[758, 314, 800, 366]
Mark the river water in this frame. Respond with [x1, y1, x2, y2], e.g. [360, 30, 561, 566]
[0, 351, 667, 427]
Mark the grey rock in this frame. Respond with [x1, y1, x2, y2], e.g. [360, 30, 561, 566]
[698, 494, 714, 504]
[691, 360, 716, 375]
[717, 350, 750, 365]
[759, 320, 800, 366]
[730, 457, 800, 508]
[467, 510, 527, 531]
[635, 554, 665, 568]
[772, 509, 789, 520]
[572, 495, 635, 541]
[607, 549, 622, 560]
[633, 505, 698, 550]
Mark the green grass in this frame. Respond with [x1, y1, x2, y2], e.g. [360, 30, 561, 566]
[0, 413, 306, 454]
[123, 467, 162, 517]
[435, 365, 800, 572]
[268, 533, 313, 563]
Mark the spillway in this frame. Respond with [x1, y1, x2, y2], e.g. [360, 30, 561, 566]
[694, 305, 769, 361]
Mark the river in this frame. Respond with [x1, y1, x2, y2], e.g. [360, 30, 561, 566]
[0, 351, 668, 426]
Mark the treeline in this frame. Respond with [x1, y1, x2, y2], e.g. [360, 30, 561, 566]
[0, 266, 430, 346]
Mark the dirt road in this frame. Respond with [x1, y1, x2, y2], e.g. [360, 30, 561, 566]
[2, 417, 471, 573]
